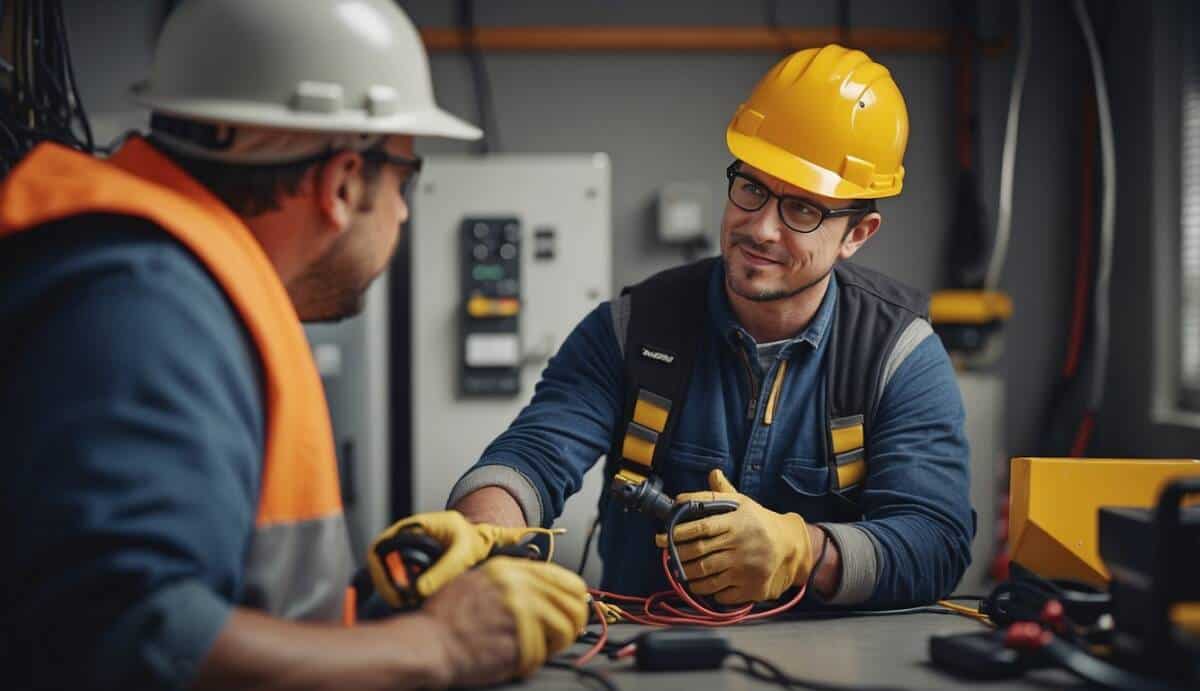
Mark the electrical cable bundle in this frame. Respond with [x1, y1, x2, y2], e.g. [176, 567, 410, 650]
[572, 504, 994, 674]
[981, 0, 1032, 294]
[573, 550, 993, 688]
[0, 0, 93, 177]
[1033, 0, 1117, 460]
[456, 0, 499, 155]
[944, 0, 989, 290]
[565, 571, 996, 690]
[589, 550, 807, 628]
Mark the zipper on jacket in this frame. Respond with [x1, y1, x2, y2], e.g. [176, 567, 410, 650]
[735, 343, 758, 420]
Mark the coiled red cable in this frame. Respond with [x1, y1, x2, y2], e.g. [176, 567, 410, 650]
[577, 548, 808, 665]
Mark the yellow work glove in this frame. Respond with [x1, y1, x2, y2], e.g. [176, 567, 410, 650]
[654, 469, 815, 605]
[477, 557, 590, 677]
[367, 510, 537, 606]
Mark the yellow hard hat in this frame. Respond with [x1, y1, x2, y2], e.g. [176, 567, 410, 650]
[726, 44, 908, 199]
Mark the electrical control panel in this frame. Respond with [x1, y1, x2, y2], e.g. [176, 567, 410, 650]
[410, 154, 612, 584]
[460, 217, 521, 396]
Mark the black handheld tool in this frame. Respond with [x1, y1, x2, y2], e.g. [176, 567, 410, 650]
[610, 474, 675, 520]
[610, 474, 738, 524]
[610, 473, 739, 603]
[370, 530, 445, 609]
[360, 527, 544, 615]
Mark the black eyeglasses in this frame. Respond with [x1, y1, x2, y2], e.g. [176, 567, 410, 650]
[725, 162, 870, 233]
[290, 146, 424, 197]
[363, 148, 423, 197]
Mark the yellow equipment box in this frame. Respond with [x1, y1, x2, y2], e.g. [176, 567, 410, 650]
[1008, 457, 1200, 587]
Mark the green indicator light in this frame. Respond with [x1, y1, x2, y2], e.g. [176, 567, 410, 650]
[472, 265, 504, 281]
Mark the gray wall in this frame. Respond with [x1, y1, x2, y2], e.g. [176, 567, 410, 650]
[61, 0, 1119, 467]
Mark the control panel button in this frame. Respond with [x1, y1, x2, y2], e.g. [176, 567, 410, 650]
[467, 295, 521, 318]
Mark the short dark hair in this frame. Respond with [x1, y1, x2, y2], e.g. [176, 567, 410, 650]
[164, 147, 385, 217]
[851, 198, 878, 224]
[841, 199, 879, 241]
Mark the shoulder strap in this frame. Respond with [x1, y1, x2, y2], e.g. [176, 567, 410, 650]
[604, 258, 717, 488]
[824, 262, 931, 494]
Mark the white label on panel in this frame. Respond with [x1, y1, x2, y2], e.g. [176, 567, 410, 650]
[465, 333, 521, 367]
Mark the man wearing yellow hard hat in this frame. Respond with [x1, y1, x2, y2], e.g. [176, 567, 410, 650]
[450, 45, 974, 608]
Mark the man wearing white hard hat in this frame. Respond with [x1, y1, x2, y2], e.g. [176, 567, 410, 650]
[0, 1, 586, 689]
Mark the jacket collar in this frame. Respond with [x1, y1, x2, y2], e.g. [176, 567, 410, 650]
[707, 259, 838, 357]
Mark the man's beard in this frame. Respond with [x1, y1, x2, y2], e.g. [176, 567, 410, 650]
[722, 250, 835, 303]
[727, 266, 833, 302]
[289, 256, 373, 323]
[301, 290, 367, 323]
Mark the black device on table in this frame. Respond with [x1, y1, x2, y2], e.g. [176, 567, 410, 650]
[930, 476, 1200, 690]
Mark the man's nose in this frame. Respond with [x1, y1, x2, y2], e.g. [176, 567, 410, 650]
[747, 201, 785, 244]
[397, 197, 410, 226]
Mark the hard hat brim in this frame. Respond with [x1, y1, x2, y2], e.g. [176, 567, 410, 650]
[727, 128, 901, 200]
[131, 81, 483, 141]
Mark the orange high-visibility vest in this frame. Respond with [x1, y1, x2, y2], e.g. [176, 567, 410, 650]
[0, 138, 353, 621]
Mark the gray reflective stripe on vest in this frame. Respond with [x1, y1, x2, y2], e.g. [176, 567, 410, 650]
[611, 293, 632, 358]
[241, 512, 354, 621]
[875, 317, 934, 411]
[609, 303, 933, 424]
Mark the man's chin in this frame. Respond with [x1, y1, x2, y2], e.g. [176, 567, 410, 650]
[724, 261, 833, 303]
[727, 274, 789, 303]
[298, 293, 367, 323]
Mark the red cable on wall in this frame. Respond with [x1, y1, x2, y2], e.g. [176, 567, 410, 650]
[1065, 85, 1098, 380]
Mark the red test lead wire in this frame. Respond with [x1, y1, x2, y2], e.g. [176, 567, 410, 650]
[585, 549, 807, 631]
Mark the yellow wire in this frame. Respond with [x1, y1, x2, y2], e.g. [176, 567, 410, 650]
[593, 601, 625, 624]
[937, 599, 993, 625]
[518, 527, 565, 562]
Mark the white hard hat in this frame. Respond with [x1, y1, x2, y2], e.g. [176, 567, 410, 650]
[131, 0, 480, 141]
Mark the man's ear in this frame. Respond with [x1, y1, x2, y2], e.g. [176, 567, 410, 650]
[839, 212, 881, 260]
[315, 150, 365, 233]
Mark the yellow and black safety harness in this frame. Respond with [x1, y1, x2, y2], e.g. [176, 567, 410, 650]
[602, 257, 930, 526]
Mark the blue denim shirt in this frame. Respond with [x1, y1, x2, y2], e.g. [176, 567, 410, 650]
[460, 262, 974, 607]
